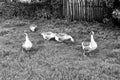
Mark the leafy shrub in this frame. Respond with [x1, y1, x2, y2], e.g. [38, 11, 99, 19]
[51, 0, 63, 18]
[103, 0, 115, 8]
[0, 0, 63, 19]
[1, 3, 18, 19]
[35, 9, 52, 19]
[102, 0, 115, 23]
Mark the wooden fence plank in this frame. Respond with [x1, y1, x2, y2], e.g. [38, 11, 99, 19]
[62, 0, 105, 21]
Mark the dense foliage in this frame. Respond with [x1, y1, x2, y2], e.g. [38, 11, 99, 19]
[0, 0, 62, 19]
[0, 0, 119, 21]
[103, 0, 115, 8]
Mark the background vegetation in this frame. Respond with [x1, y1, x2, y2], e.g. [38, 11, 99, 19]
[0, 0, 116, 20]
[0, 0, 119, 80]
[0, 0, 63, 19]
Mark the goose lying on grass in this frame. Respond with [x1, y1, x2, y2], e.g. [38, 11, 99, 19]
[29, 24, 38, 32]
[41, 32, 56, 40]
[22, 33, 33, 52]
[55, 33, 74, 42]
[81, 31, 97, 56]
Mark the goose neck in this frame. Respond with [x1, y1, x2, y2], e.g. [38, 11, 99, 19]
[91, 34, 94, 42]
[25, 35, 29, 41]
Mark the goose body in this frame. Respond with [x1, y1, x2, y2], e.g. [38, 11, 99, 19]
[18, 0, 31, 3]
[29, 24, 37, 32]
[41, 32, 56, 40]
[55, 33, 74, 42]
[81, 31, 97, 55]
[22, 33, 32, 51]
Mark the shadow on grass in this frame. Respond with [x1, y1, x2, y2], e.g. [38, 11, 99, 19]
[22, 44, 45, 59]
[86, 49, 100, 57]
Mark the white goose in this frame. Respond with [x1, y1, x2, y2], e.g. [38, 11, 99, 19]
[81, 31, 97, 56]
[22, 33, 33, 51]
[29, 24, 37, 32]
[19, 0, 31, 3]
[55, 33, 74, 42]
[41, 32, 56, 40]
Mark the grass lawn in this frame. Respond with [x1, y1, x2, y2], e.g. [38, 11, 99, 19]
[0, 18, 120, 80]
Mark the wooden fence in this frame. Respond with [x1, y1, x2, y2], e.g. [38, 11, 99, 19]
[62, 0, 106, 21]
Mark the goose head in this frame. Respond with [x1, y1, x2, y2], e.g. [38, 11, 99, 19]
[29, 24, 37, 32]
[90, 31, 94, 35]
[24, 32, 28, 36]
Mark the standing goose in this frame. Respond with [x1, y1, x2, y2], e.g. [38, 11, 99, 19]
[22, 33, 33, 51]
[55, 33, 74, 42]
[29, 24, 37, 32]
[81, 31, 97, 56]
